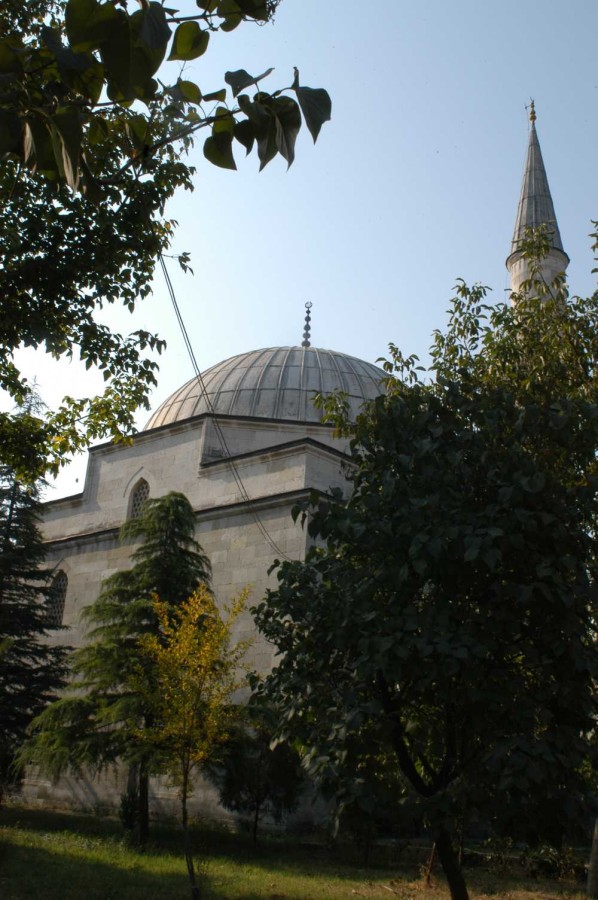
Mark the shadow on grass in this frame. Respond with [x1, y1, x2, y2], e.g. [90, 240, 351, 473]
[0, 837, 191, 900]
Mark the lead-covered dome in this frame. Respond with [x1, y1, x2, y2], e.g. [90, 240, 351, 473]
[145, 346, 385, 430]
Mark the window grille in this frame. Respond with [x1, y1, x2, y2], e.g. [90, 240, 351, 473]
[129, 479, 150, 519]
[48, 571, 68, 627]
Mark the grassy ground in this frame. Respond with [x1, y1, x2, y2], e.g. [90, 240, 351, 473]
[0, 806, 588, 899]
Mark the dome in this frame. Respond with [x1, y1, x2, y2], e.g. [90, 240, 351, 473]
[145, 346, 385, 430]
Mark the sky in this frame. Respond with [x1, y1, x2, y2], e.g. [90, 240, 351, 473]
[12, 0, 598, 497]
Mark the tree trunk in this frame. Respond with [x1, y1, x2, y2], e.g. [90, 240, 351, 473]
[182, 767, 200, 900]
[252, 800, 261, 845]
[424, 842, 437, 886]
[435, 826, 469, 900]
[587, 819, 598, 898]
[138, 761, 149, 847]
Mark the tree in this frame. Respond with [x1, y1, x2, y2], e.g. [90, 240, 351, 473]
[23, 491, 211, 843]
[252, 247, 598, 900]
[0, 1, 331, 480]
[136, 585, 249, 899]
[206, 702, 304, 843]
[0, 460, 68, 802]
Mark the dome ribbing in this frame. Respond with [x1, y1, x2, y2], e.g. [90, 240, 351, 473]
[145, 346, 385, 430]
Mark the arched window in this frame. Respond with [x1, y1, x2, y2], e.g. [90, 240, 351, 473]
[129, 478, 150, 520]
[48, 571, 68, 628]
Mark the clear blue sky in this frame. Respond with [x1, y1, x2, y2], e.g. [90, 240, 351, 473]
[14, 0, 598, 496]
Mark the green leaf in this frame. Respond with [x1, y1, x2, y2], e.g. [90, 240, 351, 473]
[0, 110, 21, 155]
[42, 26, 93, 73]
[220, 15, 243, 32]
[217, 0, 242, 14]
[203, 88, 227, 103]
[463, 537, 480, 562]
[23, 119, 59, 179]
[203, 132, 236, 170]
[233, 119, 255, 156]
[292, 68, 331, 143]
[237, 94, 269, 127]
[100, 12, 133, 101]
[273, 96, 301, 167]
[131, 47, 161, 98]
[175, 80, 202, 105]
[168, 22, 209, 61]
[87, 116, 109, 145]
[0, 38, 23, 75]
[213, 106, 234, 136]
[256, 117, 277, 171]
[235, 0, 270, 21]
[125, 114, 149, 152]
[72, 58, 105, 104]
[522, 472, 546, 493]
[52, 107, 82, 191]
[65, 0, 120, 52]
[225, 67, 274, 98]
[137, 2, 171, 51]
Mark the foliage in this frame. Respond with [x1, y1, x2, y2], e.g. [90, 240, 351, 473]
[252, 245, 598, 900]
[22, 491, 211, 843]
[206, 702, 304, 843]
[328, 724, 412, 860]
[137, 585, 248, 783]
[0, 458, 68, 801]
[136, 584, 249, 898]
[0, 1, 331, 480]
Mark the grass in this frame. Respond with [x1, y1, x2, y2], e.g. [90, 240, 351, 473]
[0, 806, 588, 899]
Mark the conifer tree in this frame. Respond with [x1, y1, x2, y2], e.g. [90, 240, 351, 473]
[24, 491, 211, 841]
[0, 463, 68, 802]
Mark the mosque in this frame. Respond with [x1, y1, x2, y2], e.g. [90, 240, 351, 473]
[31, 106, 568, 813]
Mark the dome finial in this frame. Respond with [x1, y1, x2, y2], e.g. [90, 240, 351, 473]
[528, 98, 536, 125]
[301, 301, 312, 348]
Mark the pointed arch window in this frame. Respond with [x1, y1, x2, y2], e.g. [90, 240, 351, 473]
[129, 478, 150, 520]
[48, 571, 68, 628]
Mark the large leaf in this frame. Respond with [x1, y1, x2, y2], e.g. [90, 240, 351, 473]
[233, 119, 255, 156]
[217, 0, 242, 15]
[203, 88, 227, 103]
[237, 93, 269, 127]
[256, 116, 277, 171]
[272, 96, 301, 167]
[235, 0, 270, 21]
[125, 114, 150, 153]
[171, 80, 202, 105]
[52, 107, 82, 191]
[137, 2, 171, 51]
[225, 67, 273, 98]
[42, 27, 93, 74]
[168, 22, 209, 61]
[100, 12, 133, 101]
[65, 0, 120, 52]
[72, 58, 105, 103]
[0, 38, 23, 74]
[213, 106, 235, 136]
[292, 68, 331, 143]
[0, 110, 21, 155]
[23, 119, 59, 179]
[203, 132, 236, 170]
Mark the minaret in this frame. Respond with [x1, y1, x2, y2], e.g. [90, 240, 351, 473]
[506, 102, 569, 296]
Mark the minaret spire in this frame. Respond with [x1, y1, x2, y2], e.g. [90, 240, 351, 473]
[506, 102, 569, 296]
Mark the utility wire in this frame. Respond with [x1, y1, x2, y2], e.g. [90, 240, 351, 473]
[158, 254, 292, 562]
